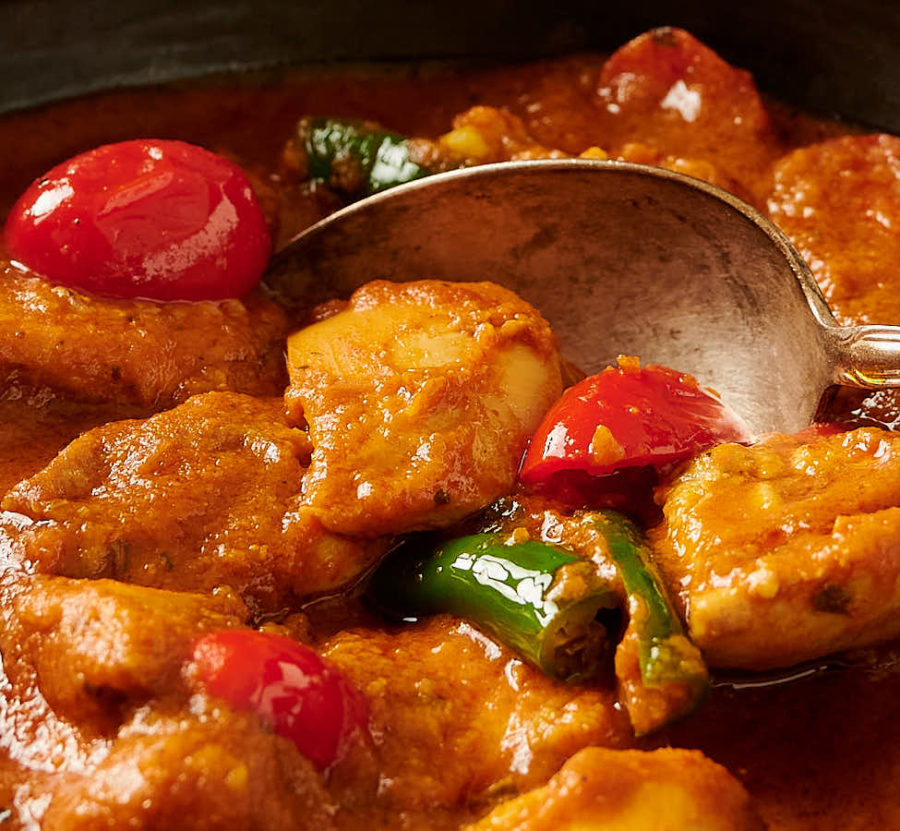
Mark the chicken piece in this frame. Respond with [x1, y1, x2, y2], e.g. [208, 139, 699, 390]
[768, 134, 900, 432]
[2, 392, 388, 613]
[0, 572, 248, 778]
[0, 257, 288, 408]
[767, 134, 900, 325]
[41, 712, 335, 831]
[321, 615, 630, 814]
[286, 280, 563, 537]
[594, 27, 783, 203]
[0, 397, 138, 496]
[466, 747, 762, 831]
[768, 134, 900, 430]
[0, 575, 247, 738]
[651, 427, 900, 669]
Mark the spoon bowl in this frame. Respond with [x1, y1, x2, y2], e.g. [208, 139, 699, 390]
[267, 159, 900, 435]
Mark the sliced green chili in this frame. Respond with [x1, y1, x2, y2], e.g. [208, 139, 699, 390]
[367, 532, 619, 681]
[592, 511, 708, 693]
[295, 117, 431, 197]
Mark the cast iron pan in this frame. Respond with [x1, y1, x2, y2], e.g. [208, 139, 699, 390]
[1, 0, 899, 132]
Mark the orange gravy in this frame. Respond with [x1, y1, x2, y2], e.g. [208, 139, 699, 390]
[0, 55, 895, 831]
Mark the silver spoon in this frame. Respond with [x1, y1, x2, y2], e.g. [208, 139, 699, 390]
[266, 159, 900, 436]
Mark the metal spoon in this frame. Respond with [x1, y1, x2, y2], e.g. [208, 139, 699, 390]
[266, 159, 900, 435]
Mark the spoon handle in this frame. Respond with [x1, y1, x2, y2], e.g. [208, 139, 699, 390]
[829, 325, 900, 387]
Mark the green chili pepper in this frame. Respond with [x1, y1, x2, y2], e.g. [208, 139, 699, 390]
[592, 511, 708, 708]
[296, 117, 431, 197]
[367, 532, 619, 681]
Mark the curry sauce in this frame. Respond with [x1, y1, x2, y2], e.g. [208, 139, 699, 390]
[0, 29, 898, 831]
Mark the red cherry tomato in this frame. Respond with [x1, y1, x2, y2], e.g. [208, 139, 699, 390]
[2, 139, 271, 301]
[192, 630, 368, 770]
[520, 357, 751, 490]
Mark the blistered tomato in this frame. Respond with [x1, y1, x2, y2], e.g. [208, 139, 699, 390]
[520, 357, 751, 491]
[192, 630, 369, 770]
[2, 139, 270, 301]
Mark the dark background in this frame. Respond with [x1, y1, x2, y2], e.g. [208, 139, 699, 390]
[0, 0, 898, 129]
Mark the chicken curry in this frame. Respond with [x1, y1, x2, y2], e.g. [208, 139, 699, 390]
[0, 26, 898, 831]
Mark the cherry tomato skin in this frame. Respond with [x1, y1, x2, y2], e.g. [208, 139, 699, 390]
[192, 630, 369, 770]
[520, 360, 750, 487]
[2, 140, 271, 301]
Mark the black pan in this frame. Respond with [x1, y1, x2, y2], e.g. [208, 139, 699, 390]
[1, 0, 899, 133]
